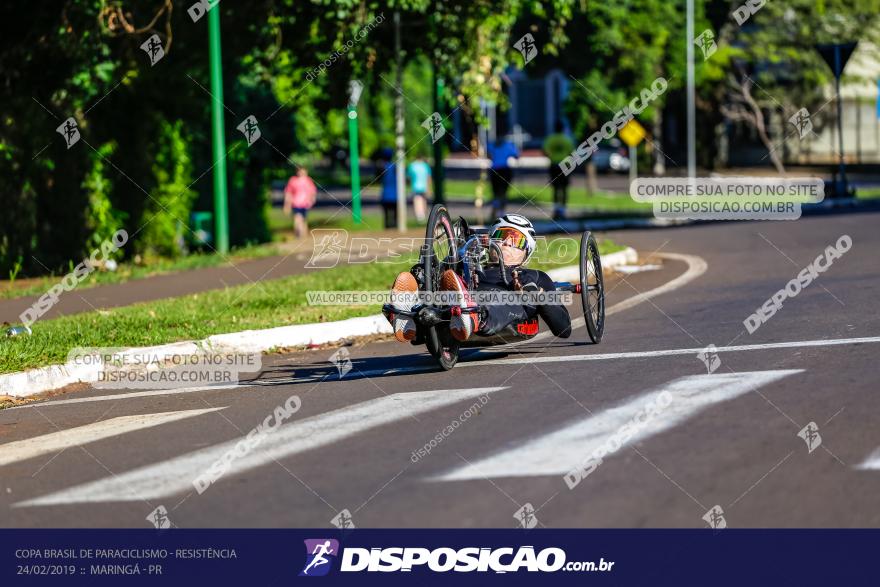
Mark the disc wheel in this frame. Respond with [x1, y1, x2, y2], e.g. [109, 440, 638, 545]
[580, 231, 605, 343]
[423, 205, 461, 369]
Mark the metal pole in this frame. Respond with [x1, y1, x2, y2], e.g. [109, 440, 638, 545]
[348, 105, 361, 224]
[208, 5, 229, 254]
[834, 46, 848, 196]
[432, 76, 445, 204]
[394, 11, 407, 232]
[629, 145, 637, 184]
[686, 0, 696, 179]
[430, 8, 445, 205]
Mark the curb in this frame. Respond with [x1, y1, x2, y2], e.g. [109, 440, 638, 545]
[1, 247, 637, 399]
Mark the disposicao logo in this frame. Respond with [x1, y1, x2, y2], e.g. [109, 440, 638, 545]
[300, 539, 339, 577]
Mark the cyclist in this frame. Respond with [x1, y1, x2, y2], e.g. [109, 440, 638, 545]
[387, 214, 571, 342]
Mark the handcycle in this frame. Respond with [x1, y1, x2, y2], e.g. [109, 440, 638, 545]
[382, 204, 605, 370]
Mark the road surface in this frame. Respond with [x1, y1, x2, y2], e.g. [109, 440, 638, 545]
[1, 210, 879, 528]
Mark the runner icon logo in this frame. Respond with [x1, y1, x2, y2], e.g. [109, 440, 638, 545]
[514, 503, 538, 529]
[146, 505, 172, 529]
[300, 539, 339, 577]
[329, 347, 353, 378]
[513, 33, 538, 65]
[797, 422, 822, 453]
[702, 505, 727, 530]
[331, 509, 356, 530]
[694, 29, 717, 60]
[696, 344, 721, 374]
[140, 34, 165, 66]
[56, 117, 80, 149]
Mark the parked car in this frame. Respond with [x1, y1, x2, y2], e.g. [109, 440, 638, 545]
[591, 138, 631, 173]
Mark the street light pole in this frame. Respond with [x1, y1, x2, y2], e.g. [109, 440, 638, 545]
[686, 0, 696, 179]
[430, 9, 445, 204]
[348, 80, 363, 224]
[208, 5, 229, 254]
[394, 11, 407, 232]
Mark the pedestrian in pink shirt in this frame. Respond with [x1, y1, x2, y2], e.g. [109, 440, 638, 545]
[283, 166, 317, 238]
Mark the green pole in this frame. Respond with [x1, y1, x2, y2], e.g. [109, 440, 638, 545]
[208, 6, 229, 254]
[348, 105, 361, 224]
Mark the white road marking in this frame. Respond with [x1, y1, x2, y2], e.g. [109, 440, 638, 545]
[460, 336, 880, 368]
[613, 264, 662, 274]
[15, 386, 506, 506]
[855, 449, 880, 470]
[0, 407, 224, 468]
[434, 370, 802, 482]
[6, 379, 288, 410]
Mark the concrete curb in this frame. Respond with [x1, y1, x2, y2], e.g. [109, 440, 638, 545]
[1, 248, 637, 399]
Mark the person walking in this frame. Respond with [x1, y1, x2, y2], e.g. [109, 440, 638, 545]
[283, 166, 318, 238]
[543, 123, 575, 220]
[407, 155, 432, 222]
[487, 136, 519, 216]
[380, 154, 399, 229]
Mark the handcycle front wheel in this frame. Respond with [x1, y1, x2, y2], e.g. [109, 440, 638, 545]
[580, 230, 605, 344]
[422, 204, 461, 370]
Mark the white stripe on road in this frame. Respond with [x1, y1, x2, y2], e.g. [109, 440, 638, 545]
[6, 379, 290, 410]
[0, 407, 224, 468]
[856, 449, 880, 471]
[434, 370, 801, 482]
[459, 336, 880, 368]
[15, 386, 506, 506]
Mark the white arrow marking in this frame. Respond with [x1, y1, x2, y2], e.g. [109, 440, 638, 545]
[434, 370, 801, 482]
[0, 407, 224, 468]
[15, 387, 506, 506]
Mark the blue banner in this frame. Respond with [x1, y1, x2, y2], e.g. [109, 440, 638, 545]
[2, 529, 875, 585]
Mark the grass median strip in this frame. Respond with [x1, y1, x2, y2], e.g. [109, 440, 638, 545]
[0, 238, 625, 375]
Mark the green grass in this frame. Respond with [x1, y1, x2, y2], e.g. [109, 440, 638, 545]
[444, 179, 652, 213]
[268, 206, 423, 233]
[0, 243, 281, 301]
[856, 186, 880, 200]
[0, 237, 625, 375]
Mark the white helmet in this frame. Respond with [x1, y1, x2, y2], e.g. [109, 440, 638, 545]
[490, 214, 537, 265]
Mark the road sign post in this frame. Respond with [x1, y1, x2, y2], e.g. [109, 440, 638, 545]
[816, 42, 857, 198]
[619, 119, 647, 186]
[629, 145, 637, 184]
[208, 6, 229, 254]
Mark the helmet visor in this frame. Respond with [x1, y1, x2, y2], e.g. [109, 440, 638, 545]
[492, 227, 528, 250]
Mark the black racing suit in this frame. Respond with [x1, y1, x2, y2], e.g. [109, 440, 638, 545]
[474, 265, 572, 338]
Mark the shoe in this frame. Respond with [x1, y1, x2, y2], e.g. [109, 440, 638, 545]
[389, 272, 418, 342]
[440, 270, 480, 341]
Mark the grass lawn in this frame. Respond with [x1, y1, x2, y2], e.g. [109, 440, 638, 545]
[856, 186, 880, 200]
[0, 237, 625, 375]
[444, 179, 652, 213]
[268, 206, 424, 233]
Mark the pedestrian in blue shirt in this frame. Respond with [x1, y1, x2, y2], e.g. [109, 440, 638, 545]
[380, 158, 398, 229]
[407, 156, 432, 222]
[488, 137, 519, 216]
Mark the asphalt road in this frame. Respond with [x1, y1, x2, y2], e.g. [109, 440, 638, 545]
[2, 210, 879, 529]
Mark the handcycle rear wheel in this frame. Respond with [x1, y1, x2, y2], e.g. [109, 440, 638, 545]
[423, 205, 461, 370]
[580, 230, 605, 343]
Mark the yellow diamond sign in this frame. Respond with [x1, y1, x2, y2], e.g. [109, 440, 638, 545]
[619, 119, 647, 148]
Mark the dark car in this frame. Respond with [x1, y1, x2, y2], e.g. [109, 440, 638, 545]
[591, 138, 631, 173]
